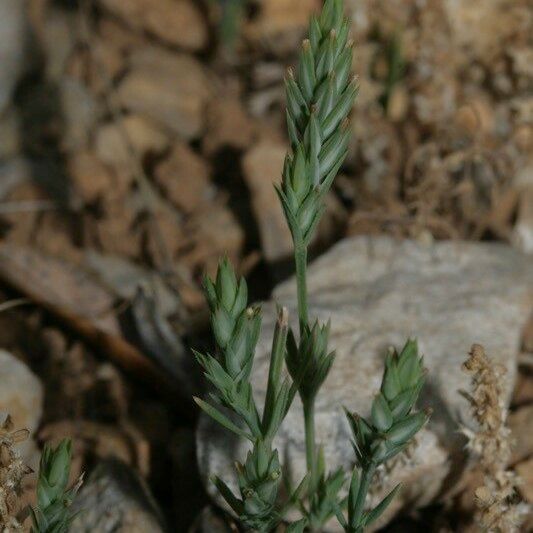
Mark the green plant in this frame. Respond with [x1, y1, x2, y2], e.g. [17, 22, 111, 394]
[377, 33, 405, 112]
[194, 0, 429, 531]
[339, 340, 427, 532]
[31, 439, 82, 533]
[212, 0, 248, 48]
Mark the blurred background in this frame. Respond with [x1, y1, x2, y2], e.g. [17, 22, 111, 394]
[0, 0, 531, 531]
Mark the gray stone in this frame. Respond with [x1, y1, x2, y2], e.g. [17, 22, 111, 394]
[0, 350, 43, 467]
[197, 236, 533, 529]
[0, 0, 27, 113]
[70, 459, 167, 533]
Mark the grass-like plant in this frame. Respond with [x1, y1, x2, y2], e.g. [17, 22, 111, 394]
[194, 1, 429, 531]
[30, 439, 82, 533]
[211, 0, 248, 47]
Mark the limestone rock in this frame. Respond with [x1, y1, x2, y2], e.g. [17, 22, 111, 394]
[197, 236, 533, 529]
[117, 47, 210, 140]
[0, 350, 43, 464]
[70, 459, 166, 532]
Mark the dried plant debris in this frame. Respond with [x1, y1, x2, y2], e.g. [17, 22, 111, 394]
[0, 416, 30, 532]
[461, 344, 529, 532]
[341, 0, 532, 242]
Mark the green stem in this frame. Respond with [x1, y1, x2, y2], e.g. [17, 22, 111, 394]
[294, 243, 309, 334]
[303, 399, 316, 491]
[352, 463, 376, 528]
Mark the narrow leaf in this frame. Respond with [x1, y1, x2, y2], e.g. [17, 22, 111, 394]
[193, 398, 252, 440]
[362, 483, 402, 527]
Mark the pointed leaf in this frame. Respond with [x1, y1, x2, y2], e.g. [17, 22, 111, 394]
[362, 483, 402, 527]
[212, 476, 244, 515]
[193, 398, 252, 440]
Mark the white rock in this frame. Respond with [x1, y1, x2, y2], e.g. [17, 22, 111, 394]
[0, 349, 43, 465]
[0, 0, 27, 113]
[70, 459, 166, 532]
[197, 236, 533, 529]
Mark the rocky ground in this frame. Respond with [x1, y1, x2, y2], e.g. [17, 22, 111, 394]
[0, 0, 531, 531]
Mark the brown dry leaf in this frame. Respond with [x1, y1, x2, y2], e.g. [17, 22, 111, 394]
[67, 150, 116, 204]
[94, 115, 169, 169]
[98, 0, 207, 52]
[203, 97, 255, 155]
[117, 46, 211, 139]
[96, 17, 147, 52]
[32, 211, 81, 264]
[0, 244, 118, 334]
[512, 369, 533, 407]
[144, 208, 185, 267]
[96, 201, 141, 259]
[515, 458, 533, 503]
[154, 143, 214, 214]
[0, 245, 178, 403]
[1, 181, 48, 246]
[39, 419, 150, 478]
[242, 139, 292, 262]
[508, 405, 533, 465]
[42, 334, 101, 421]
[245, 0, 320, 54]
[181, 203, 244, 276]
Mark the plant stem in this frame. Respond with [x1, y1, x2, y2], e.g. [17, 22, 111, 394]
[294, 243, 309, 334]
[295, 242, 317, 489]
[352, 463, 376, 527]
[303, 399, 316, 490]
